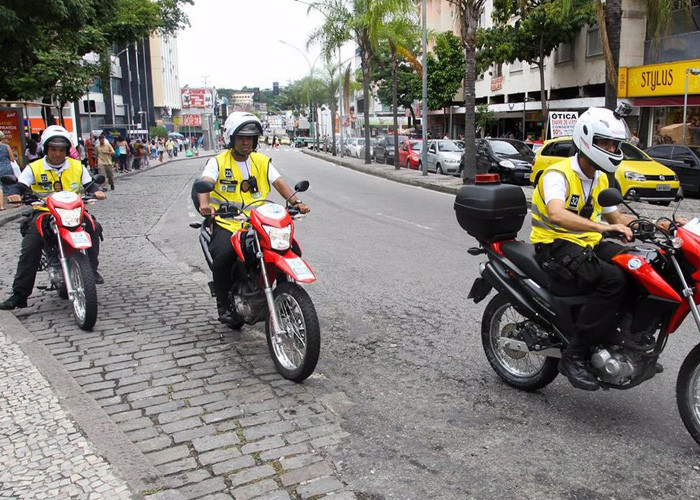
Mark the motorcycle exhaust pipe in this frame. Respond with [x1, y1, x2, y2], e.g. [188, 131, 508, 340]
[482, 261, 548, 327]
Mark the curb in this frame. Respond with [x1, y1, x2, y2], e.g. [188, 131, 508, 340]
[0, 152, 217, 229]
[302, 149, 537, 202]
[0, 311, 186, 499]
[301, 149, 462, 196]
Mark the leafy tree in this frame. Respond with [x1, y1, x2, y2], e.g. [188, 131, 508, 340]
[427, 32, 465, 111]
[445, 0, 488, 183]
[477, 0, 594, 121]
[149, 125, 168, 139]
[371, 43, 421, 130]
[0, 0, 192, 121]
[475, 103, 498, 137]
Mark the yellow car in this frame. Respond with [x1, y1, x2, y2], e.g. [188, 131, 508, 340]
[531, 136, 679, 205]
[279, 135, 291, 146]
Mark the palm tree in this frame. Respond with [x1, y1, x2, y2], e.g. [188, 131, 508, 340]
[564, 0, 693, 110]
[445, 0, 487, 183]
[377, 10, 420, 169]
[310, 0, 414, 164]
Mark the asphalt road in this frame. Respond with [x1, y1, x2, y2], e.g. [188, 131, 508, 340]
[161, 149, 700, 500]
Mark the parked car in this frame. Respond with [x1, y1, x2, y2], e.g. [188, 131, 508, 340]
[645, 144, 700, 195]
[373, 135, 408, 164]
[398, 140, 423, 169]
[531, 136, 680, 204]
[453, 140, 465, 150]
[425, 140, 463, 175]
[343, 138, 360, 157]
[463, 138, 534, 184]
[346, 138, 366, 158]
[279, 135, 291, 146]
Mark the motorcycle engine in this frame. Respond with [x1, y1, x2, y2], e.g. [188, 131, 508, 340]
[590, 348, 638, 385]
[233, 282, 267, 323]
[47, 262, 64, 290]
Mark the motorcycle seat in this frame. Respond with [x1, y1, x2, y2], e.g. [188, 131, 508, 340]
[500, 241, 551, 290]
[500, 241, 581, 297]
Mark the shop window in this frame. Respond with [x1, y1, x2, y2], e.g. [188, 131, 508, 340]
[88, 77, 102, 93]
[555, 43, 573, 64]
[587, 27, 603, 57]
[510, 59, 523, 74]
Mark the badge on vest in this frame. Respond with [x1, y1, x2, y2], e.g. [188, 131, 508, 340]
[225, 169, 233, 179]
[568, 195, 580, 210]
[41, 174, 48, 183]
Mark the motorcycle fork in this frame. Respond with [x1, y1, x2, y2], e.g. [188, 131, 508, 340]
[671, 254, 700, 331]
[53, 222, 74, 298]
[253, 232, 285, 340]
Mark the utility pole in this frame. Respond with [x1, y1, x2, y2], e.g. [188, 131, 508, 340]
[421, 0, 428, 176]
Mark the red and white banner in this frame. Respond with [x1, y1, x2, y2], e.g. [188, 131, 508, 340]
[181, 88, 213, 109]
[182, 115, 202, 127]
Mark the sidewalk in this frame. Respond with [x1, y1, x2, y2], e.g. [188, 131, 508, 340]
[0, 150, 217, 228]
[302, 148, 537, 201]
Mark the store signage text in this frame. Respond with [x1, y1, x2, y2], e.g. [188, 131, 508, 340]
[619, 59, 700, 98]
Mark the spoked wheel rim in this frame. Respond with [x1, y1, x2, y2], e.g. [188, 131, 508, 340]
[70, 260, 86, 323]
[687, 363, 700, 428]
[489, 302, 547, 377]
[271, 292, 307, 371]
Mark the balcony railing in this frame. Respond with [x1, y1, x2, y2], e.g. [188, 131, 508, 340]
[645, 31, 700, 65]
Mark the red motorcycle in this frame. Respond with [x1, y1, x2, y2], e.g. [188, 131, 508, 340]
[456, 174, 700, 447]
[3, 174, 104, 330]
[191, 180, 320, 382]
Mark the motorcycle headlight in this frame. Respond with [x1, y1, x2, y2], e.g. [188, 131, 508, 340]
[499, 160, 515, 169]
[263, 225, 292, 251]
[54, 207, 83, 228]
[624, 171, 646, 182]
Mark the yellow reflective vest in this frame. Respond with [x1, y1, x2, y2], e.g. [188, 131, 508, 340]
[208, 151, 272, 233]
[530, 158, 608, 247]
[28, 158, 85, 211]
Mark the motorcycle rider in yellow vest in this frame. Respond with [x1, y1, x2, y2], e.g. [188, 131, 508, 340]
[531, 106, 679, 391]
[0, 126, 106, 310]
[197, 112, 310, 326]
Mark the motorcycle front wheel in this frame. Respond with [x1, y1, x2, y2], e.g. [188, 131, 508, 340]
[69, 253, 98, 330]
[482, 293, 559, 391]
[676, 343, 700, 447]
[265, 281, 320, 382]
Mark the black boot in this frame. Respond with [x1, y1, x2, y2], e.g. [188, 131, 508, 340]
[559, 348, 600, 391]
[0, 293, 28, 310]
[217, 298, 243, 329]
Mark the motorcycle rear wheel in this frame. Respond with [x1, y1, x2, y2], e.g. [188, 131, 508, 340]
[69, 253, 98, 331]
[676, 343, 700, 447]
[482, 293, 559, 391]
[265, 281, 320, 382]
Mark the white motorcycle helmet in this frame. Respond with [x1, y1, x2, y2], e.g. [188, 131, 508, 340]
[41, 125, 74, 151]
[572, 107, 629, 174]
[223, 112, 263, 151]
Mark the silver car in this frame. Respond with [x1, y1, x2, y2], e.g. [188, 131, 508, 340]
[426, 140, 463, 175]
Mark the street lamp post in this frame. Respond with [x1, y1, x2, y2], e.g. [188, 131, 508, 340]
[683, 68, 700, 145]
[421, 0, 428, 176]
[279, 40, 322, 151]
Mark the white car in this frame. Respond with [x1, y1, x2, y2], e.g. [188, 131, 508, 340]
[426, 140, 463, 175]
[347, 138, 366, 158]
[343, 138, 359, 156]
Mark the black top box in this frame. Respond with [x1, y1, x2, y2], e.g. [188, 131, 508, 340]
[454, 182, 527, 241]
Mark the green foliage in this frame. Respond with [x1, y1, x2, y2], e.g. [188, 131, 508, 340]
[370, 43, 421, 112]
[477, 0, 595, 69]
[0, 0, 192, 101]
[149, 125, 168, 139]
[427, 32, 465, 110]
[475, 103, 498, 131]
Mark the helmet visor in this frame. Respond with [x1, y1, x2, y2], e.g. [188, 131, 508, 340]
[235, 123, 262, 137]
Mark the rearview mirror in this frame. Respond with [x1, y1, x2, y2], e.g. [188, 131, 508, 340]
[1, 175, 17, 186]
[676, 187, 684, 202]
[193, 180, 215, 194]
[294, 180, 310, 193]
[598, 188, 624, 207]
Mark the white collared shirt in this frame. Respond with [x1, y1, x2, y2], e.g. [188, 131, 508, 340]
[542, 155, 617, 214]
[18, 157, 93, 188]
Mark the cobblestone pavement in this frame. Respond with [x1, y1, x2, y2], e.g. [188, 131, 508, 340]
[0, 325, 133, 500]
[0, 159, 354, 499]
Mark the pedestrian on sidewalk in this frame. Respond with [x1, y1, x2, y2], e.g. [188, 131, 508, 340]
[24, 137, 39, 167]
[95, 134, 115, 190]
[0, 131, 17, 211]
[116, 136, 128, 172]
[157, 139, 165, 162]
[132, 140, 143, 170]
[166, 138, 174, 158]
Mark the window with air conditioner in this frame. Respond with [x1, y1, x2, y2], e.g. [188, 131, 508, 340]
[555, 43, 573, 64]
[587, 27, 603, 57]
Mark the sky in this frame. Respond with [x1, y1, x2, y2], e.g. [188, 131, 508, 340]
[177, 0, 350, 91]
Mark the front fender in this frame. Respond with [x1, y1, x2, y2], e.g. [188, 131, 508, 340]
[263, 249, 316, 283]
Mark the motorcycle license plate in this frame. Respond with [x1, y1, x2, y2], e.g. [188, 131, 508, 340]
[656, 184, 671, 191]
[286, 257, 314, 281]
[69, 231, 91, 248]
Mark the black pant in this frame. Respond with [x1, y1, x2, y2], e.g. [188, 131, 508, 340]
[12, 212, 100, 298]
[209, 225, 238, 301]
[538, 240, 627, 345]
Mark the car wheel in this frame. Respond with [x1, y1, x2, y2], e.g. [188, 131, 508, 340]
[436, 164, 443, 175]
